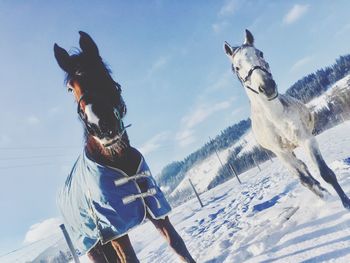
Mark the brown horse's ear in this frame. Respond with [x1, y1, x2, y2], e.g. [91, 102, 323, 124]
[79, 31, 99, 57]
[54, 43, 73, 73]
[244, 29, 254, 45]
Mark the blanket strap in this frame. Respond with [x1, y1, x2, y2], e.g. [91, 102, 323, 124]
[122, 188, 160, 208]
[114, 171, 152, 186]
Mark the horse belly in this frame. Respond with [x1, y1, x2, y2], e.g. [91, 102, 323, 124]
[252, 117, 298, 152]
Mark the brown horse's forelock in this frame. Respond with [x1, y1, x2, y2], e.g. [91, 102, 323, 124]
[65, 51, 125, 112]
[64, 51, 113, 85]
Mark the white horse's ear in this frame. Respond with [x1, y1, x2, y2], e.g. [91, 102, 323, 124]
[244, 29, 254, 45]
[224, 41, 235, 57]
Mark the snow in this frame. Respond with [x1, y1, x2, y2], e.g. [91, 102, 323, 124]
[307, 74, 350, 112]
[5, 80, 349, 263]
[170, 147, 232, 195]
[133, 121, 350, 262]
[76, 120, 350, 262]
[170, 130, 259, 197]
[64, 76, 350, 263]
[170, 74, 350, 199]
[235, 130, 258, 158]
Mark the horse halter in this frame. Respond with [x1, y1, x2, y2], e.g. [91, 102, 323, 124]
[231, 47, 272, 95]
[77, 93, 129, 139]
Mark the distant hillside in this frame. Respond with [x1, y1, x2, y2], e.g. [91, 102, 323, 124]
[286, 55, 350, 102]
[157, 119, 251, 196]
[30, 238, 72, 263]
[159, 54, 350, 206]
[210, 74, 350, 190]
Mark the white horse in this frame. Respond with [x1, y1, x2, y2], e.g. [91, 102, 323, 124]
[223, 29, 350, 209]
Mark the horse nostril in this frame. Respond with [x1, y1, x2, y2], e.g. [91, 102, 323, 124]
[258, 86, 265, 93]
[102, 129, 115, 138]
[99, 121, 115, 138]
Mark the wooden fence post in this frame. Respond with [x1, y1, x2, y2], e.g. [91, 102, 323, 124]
[251, 155, 261, 172]
[228, 163, 242, 184]
[60, 224, 80, 263]
[188, 179, 204, 208]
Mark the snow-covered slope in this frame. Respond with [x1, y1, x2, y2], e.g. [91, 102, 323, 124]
[170, 74, 350, 198]
[77, 120, 350, 263]
[132, 121, 350, 263]
[169, 128, 260, 197]
[307, 74, 350, 112]
[170, 145, 233, 195]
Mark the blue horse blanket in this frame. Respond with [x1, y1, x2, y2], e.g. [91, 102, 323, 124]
[57, 150, 171, 253]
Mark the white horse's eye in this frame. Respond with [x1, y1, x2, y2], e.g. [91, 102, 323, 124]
[260, 51, 264, 58]
[235, 67, 240, 71]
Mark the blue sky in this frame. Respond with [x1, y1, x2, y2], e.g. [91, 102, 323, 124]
[1, 0, 350, 256]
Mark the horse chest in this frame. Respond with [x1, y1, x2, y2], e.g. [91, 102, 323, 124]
[252, 111, 300, 151]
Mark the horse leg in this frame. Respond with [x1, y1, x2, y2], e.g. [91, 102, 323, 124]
[110, 235, 139, 263]
[146, 212, 196, 263]
[303, 137, 350, 209]
[88, 241, 120, 263]
[275, 151, 329, 198]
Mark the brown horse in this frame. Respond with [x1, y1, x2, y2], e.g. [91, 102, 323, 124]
[54, 31, 195, 263]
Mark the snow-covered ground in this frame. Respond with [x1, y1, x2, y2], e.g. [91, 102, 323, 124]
[307, 74, 350, 112]
[170, 144, 234, 195]
[5, 79, 349, 263]
[111, 120, 350, 263]
[170, 128, 260, 197]
[171, 74, 350, 199]
[24, 121, 350, 263]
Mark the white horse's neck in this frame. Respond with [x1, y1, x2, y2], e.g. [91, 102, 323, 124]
[246, 87, 283, 120]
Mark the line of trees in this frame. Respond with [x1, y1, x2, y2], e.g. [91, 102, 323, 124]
[286, 55, 350, 102]
[158, 54, 350, 206]
[157, 119, 251, 196]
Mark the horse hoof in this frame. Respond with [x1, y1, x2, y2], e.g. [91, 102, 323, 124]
[341, 198, 350, 210]
[314, 187, 331, 200]
[320, 191, 332, 202]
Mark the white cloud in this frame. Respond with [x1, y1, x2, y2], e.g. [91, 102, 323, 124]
[212, 21, 229, 34]
[290, 56, 313, 72]
[209, 70, 233, 92]
[231, 107, 242, 117]
[176, 99, 234, 148]
[147, 55, 170, 77]
[139, 131, 170, 155]
[283, 4, 309, 25]
[175, 128, 196, 148]
[26, 115, 40, 125]
[24, 218, 62, 244]
[182, 100, 232, 129]
[212, 0, 238, 33]
[219, 0, 237, 17]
